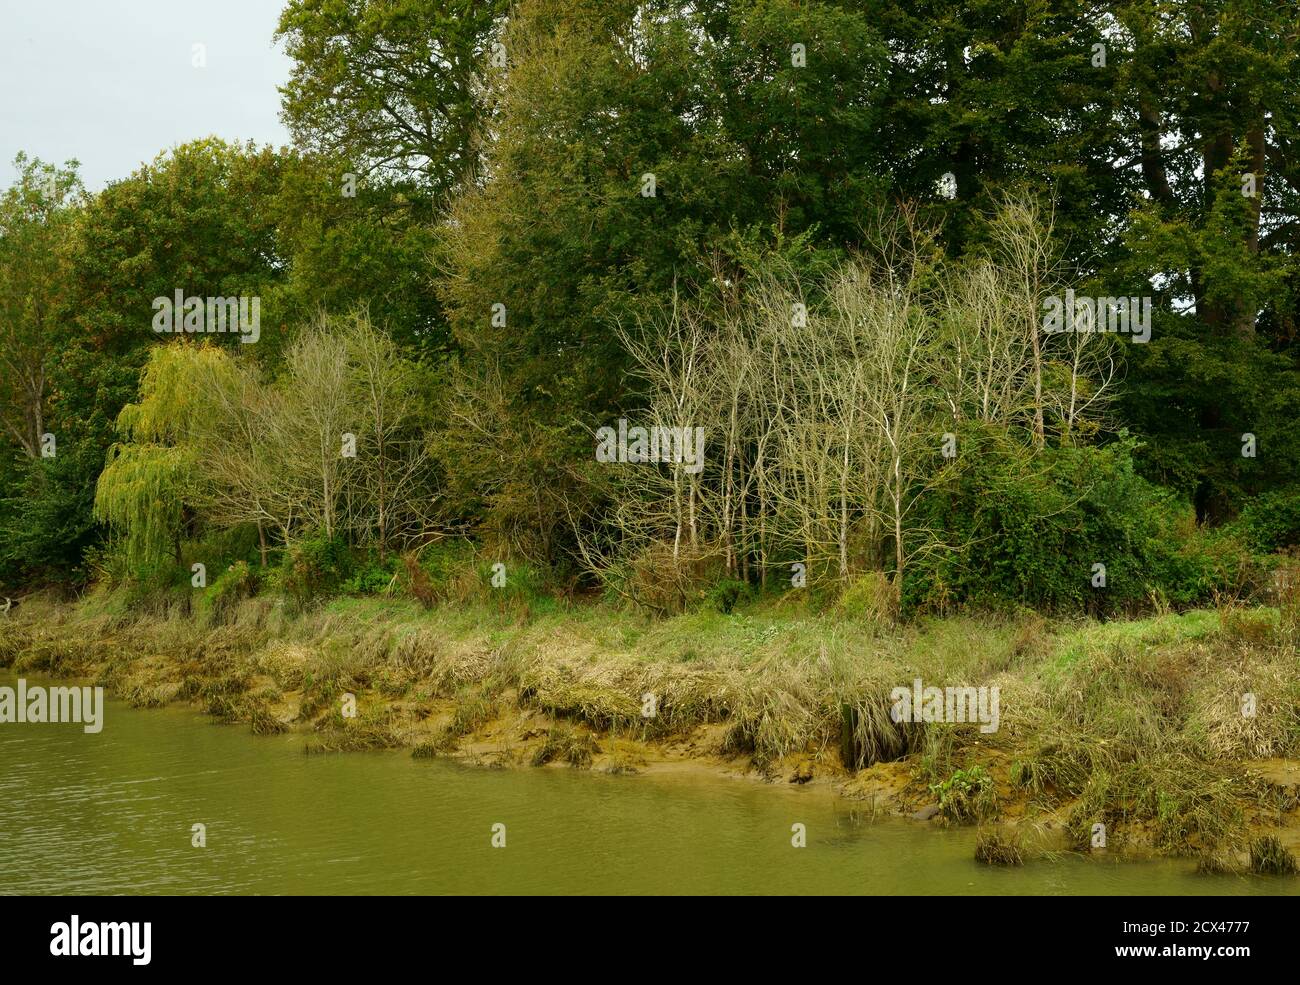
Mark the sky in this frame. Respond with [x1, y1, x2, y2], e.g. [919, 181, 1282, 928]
[0, 0, 293, 190]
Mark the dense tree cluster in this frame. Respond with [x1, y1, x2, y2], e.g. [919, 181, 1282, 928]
[2, 0, 1297, 614]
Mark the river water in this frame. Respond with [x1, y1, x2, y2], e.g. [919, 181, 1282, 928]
[0, 674, 1291, 895]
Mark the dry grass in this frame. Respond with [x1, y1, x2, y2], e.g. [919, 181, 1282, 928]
[531, 724, 600, 768]
[975, 826, 1025, 866]
[2, 589, 1298, 859]
[1249, 835, 1298, 875]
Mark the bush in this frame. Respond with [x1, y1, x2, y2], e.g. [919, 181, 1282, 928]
[482, 558, 552, 610]
[704, 577, 754, 615]
[400, 539, 479, 605]
[904, 432, 1248, 615]
[118, 559, 192, 614]
[616, 541, 722, 615]
[274, 533, 353, 606]
[341, 554, 397, 596]
[1237, 487, 1300, 552]
[200, 560, 258, 624]
[181, 525, 263, 577]
[838, 571, 898, 622]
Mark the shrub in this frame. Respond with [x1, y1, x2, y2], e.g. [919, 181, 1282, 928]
[399, 540, 544, 609]
[838, 571, 898, 623]
[930, 765, 998, 823]
[1277, 553, 1300, 647]
[704, 577, 754, 615]
[418, 539, 478, 590]
[617, 541, 722, 615]
[403, 552, 437, 609]
[904, 433, 1246, 615]
[1238, 487, 1300, 552]
[117, 560, 191, 615]
[342, 554, 396, 596]
[483, 559, 553, 611]
[275, 533, 353, 606]
[200, 560, 258, 624]
[181, 526, 263, 577]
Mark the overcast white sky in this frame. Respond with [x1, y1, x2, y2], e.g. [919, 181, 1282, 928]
[0, 0, 292, 190]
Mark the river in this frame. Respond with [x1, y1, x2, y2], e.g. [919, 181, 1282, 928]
[0, 673, 1290, 895]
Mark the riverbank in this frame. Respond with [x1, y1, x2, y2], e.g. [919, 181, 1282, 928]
[2, 591, 1297, 873]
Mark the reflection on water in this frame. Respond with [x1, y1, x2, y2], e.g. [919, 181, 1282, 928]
[0, 672, 1290, 895]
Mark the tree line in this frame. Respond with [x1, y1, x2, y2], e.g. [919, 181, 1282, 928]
[2, 0, 1298, 615]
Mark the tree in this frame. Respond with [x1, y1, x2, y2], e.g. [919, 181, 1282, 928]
[1111, 0, 1300, 338]
[93, 346, 216, 570]
[437, 0, 887, 557]
[0, 155, 84, 587]
[276, 0, 507, 192]
[865, 0, 1133, 266]
[16, 140, 287, 582]
[272, 151, 445, 354]
[0, 154, 81, 459]
[344, 313, 438, 556]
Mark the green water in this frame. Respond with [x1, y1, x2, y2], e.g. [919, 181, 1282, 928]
[0, 674, 1292, 895]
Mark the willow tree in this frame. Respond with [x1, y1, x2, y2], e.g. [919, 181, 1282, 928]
[93, 345, 231, 571]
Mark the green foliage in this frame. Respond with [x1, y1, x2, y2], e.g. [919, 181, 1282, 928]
[341, 555, 397, 596]
[270, 152, 445, 355]
[11, 140, 285, 587]
[0, 447, 101, 589]
[704, 577, 755, 615]
[275, 534, 354, 607]
[93, 444, 197, 570]
[929, 765, 997, 823]
[116, 559, 192, 615]
[4, 0, 1300, 625]
[905, 433, 1249, 615]
[0, 153, 81, 458]
[0, 155, 86, 588]
[200, 561, 259, 625]
[837, 572, 899, 623]
[435, 0, 888, 554]
[181, 525, 263, 575]
[93, 346, 228, 569]
[1116, 315, 1300, 522]
[482, 560, 557, 614]
[1236, 487, 1300, 552]
[276, 0, 505, 192]
[418, 540, 479, 586]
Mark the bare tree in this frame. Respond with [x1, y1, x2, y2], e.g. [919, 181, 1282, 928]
[572, 198, 1120, 609]
[346, 313, 438, 557]
[985, 190, 1060, 448]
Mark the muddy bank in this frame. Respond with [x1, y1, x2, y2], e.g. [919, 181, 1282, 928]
[2, 593, 1298, 871]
